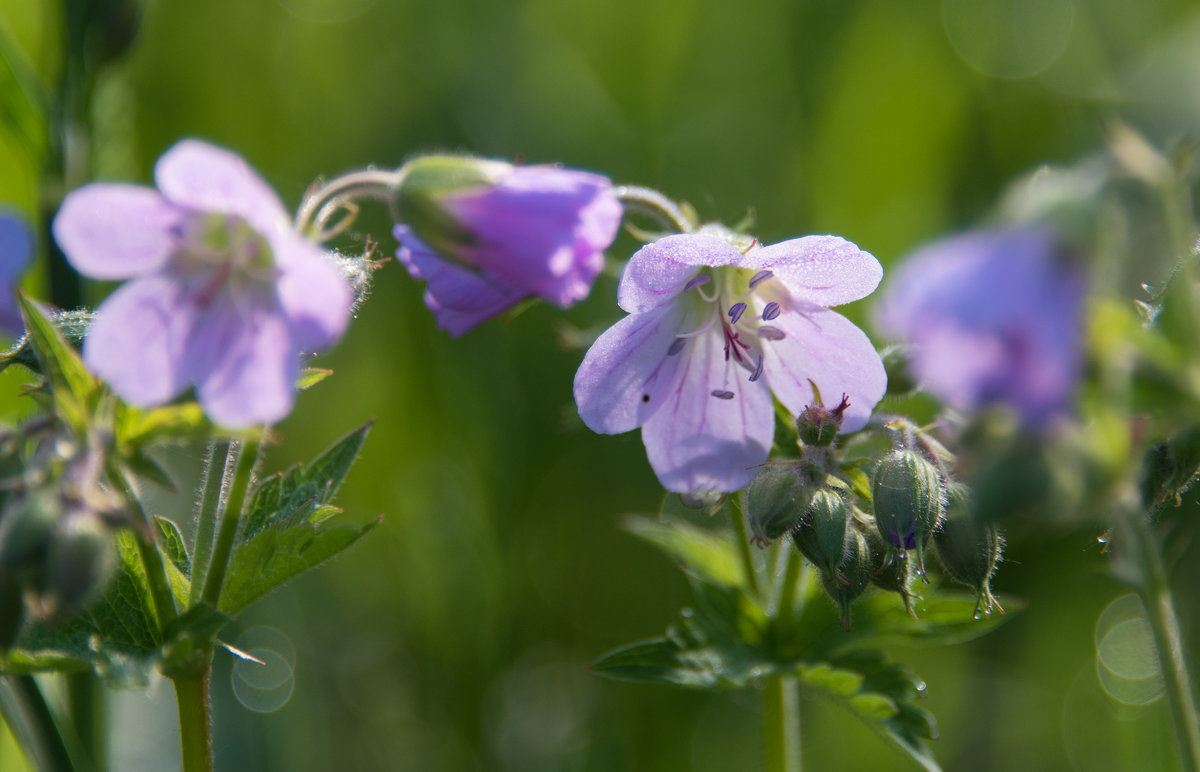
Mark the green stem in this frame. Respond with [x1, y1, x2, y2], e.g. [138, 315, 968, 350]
[110, 471, 177, 631]
[172, 669, 213, 772]
[188, 440, 232, 606]
[614, 185, 697, 233]
[764, 674, 801, 772]
[200, 439, 260, 609]
[1126, 511, 1200, 772]
[65, 671, 103, 772]
[7, 675, 77, 772]
[729, 497, 761, 597]
[775, 548, 805, 630]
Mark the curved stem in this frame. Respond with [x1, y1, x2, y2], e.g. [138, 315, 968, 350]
[614, 185, 697, 234]
[173, 669, 213, 772]
[764, 674, 801, 772]
[1126, 511, 1200, 772]
[200, 439, 260, 609]
[294, 168, 404, 239]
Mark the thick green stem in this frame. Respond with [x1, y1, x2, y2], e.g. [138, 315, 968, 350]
[1127, 511, 1200, 772]
[764, 674, 801, 772]
[775, 548, 805, 631]
[729, 498, 761, 597]
[200, 439, 260, 609]
[172, 669, 213, 772]
[188, 440, 232, 606]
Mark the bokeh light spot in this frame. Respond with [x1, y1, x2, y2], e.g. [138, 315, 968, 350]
[231, 627, 297, 713]
[942, 0, 1075, 79]
[1094, 594, 1163, 705]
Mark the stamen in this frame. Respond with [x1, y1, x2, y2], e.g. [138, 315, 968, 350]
[749, 270, 773, 289]
[757, 325, 786, 341]
[683, 275, 711, 291]
[748, 354, 764, 382]
[728, 302, 747, 324]
[676, 312, 719, 339]
[711, 390, 735, 400]
[667, 337, 686, 356]
[761, 302, 781, 321]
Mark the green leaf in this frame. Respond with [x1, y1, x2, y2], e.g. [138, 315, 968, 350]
[218, 514, 380, 615]
[296, 367, 333, 390]
[622, 515, 744, 589]
[15, 297, 99, 433]
[116, 402, 209, 451]
[0, 309, 92, 374]
[154, 516, 190, 577]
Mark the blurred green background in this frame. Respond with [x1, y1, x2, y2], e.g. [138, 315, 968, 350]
[3, 0, 1200, 769]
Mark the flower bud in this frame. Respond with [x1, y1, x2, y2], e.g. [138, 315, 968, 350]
[818, 529, 871, 631]
[745, 466, 811, 544]
[792, 488, 850, 577]
[796, 394, 851, 447]
[872, 449, 944, 577]
[43, 513, 116, 617]
[0, 491, 59, 580]
[933, 483, 1004, 618]
[866, 528, 916, 618]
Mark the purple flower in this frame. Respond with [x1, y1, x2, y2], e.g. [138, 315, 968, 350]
[52, 139, 352, 427]
[876, 227, 1084, 427]
[395, 160, 622, 337]
[0, 210, 33, 336]
[574, 230, 888, 493]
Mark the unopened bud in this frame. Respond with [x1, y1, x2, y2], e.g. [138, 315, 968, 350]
[792, 488, 850, 577]
[866, 528, 916, 618]
[43, 514, 116, 617]
[0, 491, 59, 578]
[796, 394, 851, 447]
[933, 483, 1004, 618]
[746, 466, 810, 545]
[817, 529, 871, 631]
[872, 449, 944, 578]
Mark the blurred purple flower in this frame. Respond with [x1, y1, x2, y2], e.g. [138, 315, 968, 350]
[395, 163, 622, 336]
[53, 139, 352, 427]
[574, 230, 887, 493]
[876, 227, 1084, 427]
[0, 210, 33, 336]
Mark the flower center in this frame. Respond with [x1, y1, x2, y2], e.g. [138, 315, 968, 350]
[670, 265, 790, 401]
[173, 213, 275, 304]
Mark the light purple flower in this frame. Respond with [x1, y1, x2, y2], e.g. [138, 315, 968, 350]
[52, 139, 352, 427]
[876, 227, 1084, 427]
[574, 229, 888, 493]
[0, 210, 33, 336]
[395, 162, 622, 337]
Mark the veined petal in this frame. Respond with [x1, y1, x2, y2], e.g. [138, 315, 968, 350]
[83, 275, 197, 405]
[271, 229, 352, 351]
[741, 236, 882, 307]
[154, 140, 289, 237]
[574, 300, 696, 435]
[187, 294, 298, 427]
[618, 234, 742, 314]
[53, 185, 183, 279]
[640, 327, 774, 493]
[760, 307, 886, 433]
[396, 228, 526, 337]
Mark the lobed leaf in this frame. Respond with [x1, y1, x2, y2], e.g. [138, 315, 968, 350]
[622, 515, 743, 590]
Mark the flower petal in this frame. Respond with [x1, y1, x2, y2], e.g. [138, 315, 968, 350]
[574, 300, 696, 435]
[740, 236, 882, 307]
[760, 306, 886, 433]
[187, 294, 298, 427]
[83, 275, 197, 405]
[271, 229, 352, 350]
[154, 139, 289, 237]
[640, 327, 774, 493]
[396, 227, 527, 337]
[53, 185, 183, 280]
[618, 233, 742, 314]
[0, 211, 33, 281]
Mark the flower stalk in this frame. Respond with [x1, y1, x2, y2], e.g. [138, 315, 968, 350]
[199, 438, 260, 609]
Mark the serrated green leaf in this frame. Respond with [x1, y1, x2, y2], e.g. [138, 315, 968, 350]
[296, 367, 333, 390]
[795, 662, 863, 696]
[218, 515, 379, 615]
[240, 421, 372, 542]
[16, 297, 98, 433]
[825, 590, 1020, 654]
[117, 402, 209, 451]
[849, 692, 898, 719]
[622, 515, 743, 589]
[154, 516, 190, 577]
[590, 637, 724, 689]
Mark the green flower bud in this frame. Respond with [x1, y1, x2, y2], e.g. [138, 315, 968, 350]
[43, 514, 116, 618]
[745, 466, 811, 545]
[820, 529, 871, 631]
[0, 491, 59, 579]
[792, 488, 850, 577]
[796, 394, 851, 447]
[865, 528, 916, 618]
[871, 449, 944, 578]
[933, 483, 1004, 618]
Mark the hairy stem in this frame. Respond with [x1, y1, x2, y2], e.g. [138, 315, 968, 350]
[200, 439, 260, 609]
[188, 440, 233, 606]
[614, 185, 697, 234]
[173, 669, 213, 772]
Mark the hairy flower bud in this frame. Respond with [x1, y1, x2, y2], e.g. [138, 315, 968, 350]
[792, 488, 850, 578]
[745, 466, 811, 545]
[866, 528, 916, 618]
[818, 529, 871, 631]
[872, 449, 944, 577]
[796, 393, 851, 447]
[933, 483, 1004, 618]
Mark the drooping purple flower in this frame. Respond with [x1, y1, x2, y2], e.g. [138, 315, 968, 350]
[574, 229, 888, 494]
[0, 210, 33, 336]
[52, 139, 352, 427]
[876, 227, 1084, 427]
[394, 158, 622, 336]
